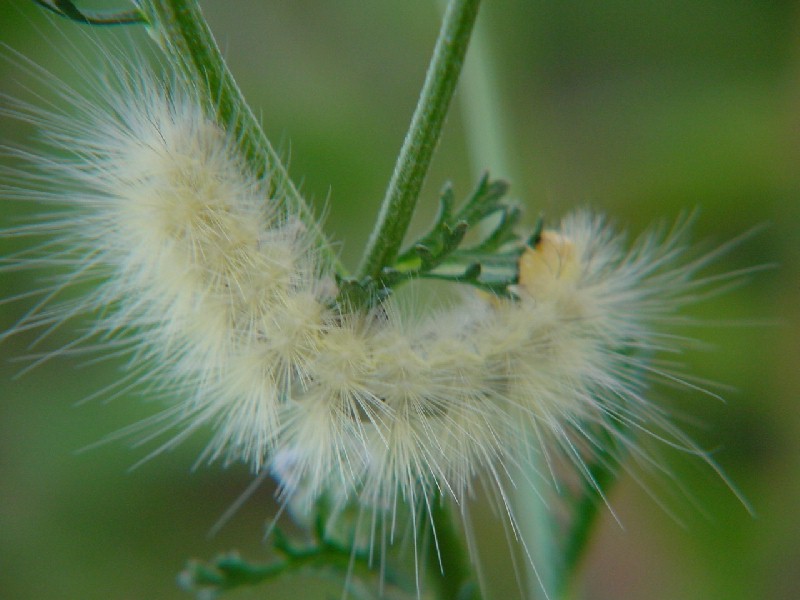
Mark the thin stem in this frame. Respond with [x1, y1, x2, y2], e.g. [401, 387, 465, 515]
[517, 476, 559, 600]
[357, 0, 481, 283]
[453, 8, 559, 599]
[455, 11, 516, 184]
[182, 543, 380, 596]
[136, 0, 343, 273]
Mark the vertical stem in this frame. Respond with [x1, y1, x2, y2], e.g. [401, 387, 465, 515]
[456, 13, 516, 184]
[453, 8, 559, 599]
[517, 464, 560, 599]
[357, 0, 481, 282]
[136, 0, 343, 273]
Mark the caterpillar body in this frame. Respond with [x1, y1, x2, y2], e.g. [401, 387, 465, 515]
[0, 24, 747, 597]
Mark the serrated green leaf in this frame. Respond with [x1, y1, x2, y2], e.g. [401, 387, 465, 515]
[380, 174, 524, 298]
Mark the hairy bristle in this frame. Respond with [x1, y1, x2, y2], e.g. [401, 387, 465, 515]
[1, 34, 746, 597]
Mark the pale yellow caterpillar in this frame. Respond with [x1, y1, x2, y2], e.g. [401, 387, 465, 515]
[0, 16, 750, 598]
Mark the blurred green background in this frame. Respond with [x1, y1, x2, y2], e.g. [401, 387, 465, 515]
[1, 1, 798, 599]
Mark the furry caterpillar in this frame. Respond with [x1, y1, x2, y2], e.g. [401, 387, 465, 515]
[1, 33, 743, 583]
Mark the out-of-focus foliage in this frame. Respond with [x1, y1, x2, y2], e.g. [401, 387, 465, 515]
[1, 1, 798, 599]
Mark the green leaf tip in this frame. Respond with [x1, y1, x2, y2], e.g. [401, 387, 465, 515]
[388, 173, 523, 294]
[179, 517, 387, 599]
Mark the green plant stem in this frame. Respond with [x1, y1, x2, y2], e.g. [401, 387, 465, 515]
[136, 0, 343, 273]
[455, 11, 516, 184]
[516, 475, 559, 600]
[452, 8, 558, 599]
[357, 0, 481, 283]
[183, 545, 376, 596]
[427, 501, 482, 600]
